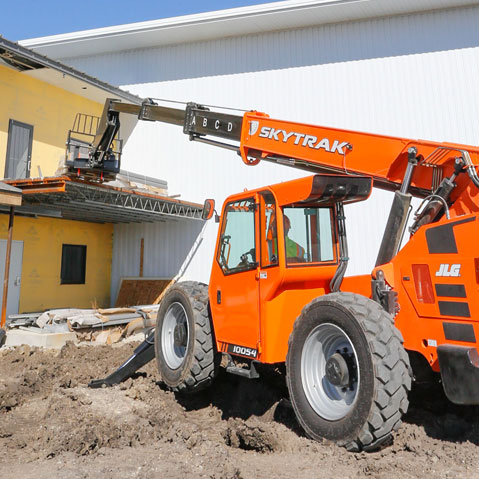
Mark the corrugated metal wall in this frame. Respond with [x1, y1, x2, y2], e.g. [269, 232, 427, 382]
[60, 5, 479, 301]
[111, 219, 205, 304]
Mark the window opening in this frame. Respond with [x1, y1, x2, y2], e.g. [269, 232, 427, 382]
[61, 244, 87, 284]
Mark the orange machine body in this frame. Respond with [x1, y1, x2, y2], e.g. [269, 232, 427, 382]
[208, 111, 479, 367]
[381, 214, 479, 372]
[209, 177, 479, 368]
[209, 176, 340, 363]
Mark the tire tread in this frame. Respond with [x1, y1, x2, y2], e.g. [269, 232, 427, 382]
[286, 292, 411, 452]
[158, 281, 219, 393]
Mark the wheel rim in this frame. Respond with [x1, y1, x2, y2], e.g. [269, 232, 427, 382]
[301, 323, 360, 421]
[161, 302, 189, 370]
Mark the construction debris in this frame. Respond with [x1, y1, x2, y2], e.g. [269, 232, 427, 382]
[115, 278, 172, 307]
[5, 304, 160, 348]
[5, 329, 78, 349]
[94, 328, 123, 345]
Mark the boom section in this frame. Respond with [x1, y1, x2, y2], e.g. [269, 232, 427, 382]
[94, 99, 479, 196]
[237, 112, 479, 197]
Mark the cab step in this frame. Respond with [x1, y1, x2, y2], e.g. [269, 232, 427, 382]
[225, 355, 260, 379]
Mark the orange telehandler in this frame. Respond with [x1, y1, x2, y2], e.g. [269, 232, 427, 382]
[84, 98, 479, 451]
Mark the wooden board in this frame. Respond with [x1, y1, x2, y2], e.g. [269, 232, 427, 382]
[0, 192, 22, 206]
[115, 278, 172, 307]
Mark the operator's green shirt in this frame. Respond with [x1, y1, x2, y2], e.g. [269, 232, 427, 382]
[285, 236, 305, 259]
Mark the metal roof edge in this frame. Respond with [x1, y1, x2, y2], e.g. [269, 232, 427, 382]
[0, 36, 142, 104]
[0, 181, 22, 195]
[19, 0, 479, 58]
[20, 0, 325, 45]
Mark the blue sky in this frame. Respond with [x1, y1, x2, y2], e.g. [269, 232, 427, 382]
[2, 0, 282, 42]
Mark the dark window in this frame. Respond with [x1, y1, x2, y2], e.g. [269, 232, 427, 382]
[61, 244, 87, 284]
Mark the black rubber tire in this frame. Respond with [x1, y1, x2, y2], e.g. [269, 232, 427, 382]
[286, 292, 411, 452]
[155, 281, 220, 393]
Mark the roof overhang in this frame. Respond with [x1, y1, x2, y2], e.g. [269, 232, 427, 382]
[3, 177, 203, 224]
[20, 0, 479, 58]
[0, 36, 141, 104]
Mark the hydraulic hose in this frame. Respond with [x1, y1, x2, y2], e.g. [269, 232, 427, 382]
[460, 151, 479, 189]
[330, 203, 348, 292]
[466, 164, 479, 189]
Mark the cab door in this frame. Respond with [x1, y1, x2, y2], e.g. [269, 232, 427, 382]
[209, 196, 260, 356]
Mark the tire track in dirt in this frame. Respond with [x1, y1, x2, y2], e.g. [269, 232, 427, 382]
[1, 343, 478, 478]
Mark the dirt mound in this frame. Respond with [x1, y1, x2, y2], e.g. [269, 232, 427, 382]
[0, 343, 138, 410]
[1, 342, 479, 478]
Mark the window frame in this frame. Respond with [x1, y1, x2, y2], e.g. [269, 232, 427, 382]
[282, 204, 339, 268]
[259, 191, 279, 270]
[216, 197, 258, 276]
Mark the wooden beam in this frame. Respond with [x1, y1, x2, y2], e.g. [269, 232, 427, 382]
[139, 238, 144, 277]
[0, 192, 22, 206]
[1, 207, 15, 329]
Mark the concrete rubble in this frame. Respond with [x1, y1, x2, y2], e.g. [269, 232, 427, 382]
[5, 305, 159, 348]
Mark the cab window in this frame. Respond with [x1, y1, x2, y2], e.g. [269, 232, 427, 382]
[217, 198, 256, 274]
[283, 206, 335, 265]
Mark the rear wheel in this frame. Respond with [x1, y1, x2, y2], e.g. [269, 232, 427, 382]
[155, 281, 220, 393]
[286, 292, 411, 451]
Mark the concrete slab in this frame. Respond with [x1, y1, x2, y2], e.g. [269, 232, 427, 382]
[5, 329, 77, 349]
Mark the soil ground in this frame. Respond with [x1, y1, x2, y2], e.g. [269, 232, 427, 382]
[1, 342, 478, 478]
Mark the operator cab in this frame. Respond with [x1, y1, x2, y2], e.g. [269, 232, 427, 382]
[209, 174, 372, 364]
[215, 174, 372, 272]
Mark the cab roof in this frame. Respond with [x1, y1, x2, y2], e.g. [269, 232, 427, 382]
[227, 174, 372, 207]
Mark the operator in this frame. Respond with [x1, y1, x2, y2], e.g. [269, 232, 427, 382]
[268, 215, 306, 262]
[283, 215, 306, 261]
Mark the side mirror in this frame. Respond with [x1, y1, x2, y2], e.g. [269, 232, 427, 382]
[201, 199, 215, 220]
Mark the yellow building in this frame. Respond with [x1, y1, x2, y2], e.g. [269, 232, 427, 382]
[0, 38, 202, 316]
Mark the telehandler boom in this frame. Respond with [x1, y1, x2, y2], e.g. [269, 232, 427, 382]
[84, 98, 479, 451]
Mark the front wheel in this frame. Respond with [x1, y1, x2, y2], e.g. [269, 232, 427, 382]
[155, 281, 220, 393]
[286, 292, 411, 451]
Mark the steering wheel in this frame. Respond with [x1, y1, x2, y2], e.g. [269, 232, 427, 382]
[240, 248, 256, 264]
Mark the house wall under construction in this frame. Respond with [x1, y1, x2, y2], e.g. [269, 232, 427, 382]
[0, 40, 143, 314]
[0, 63, 103, 179]
[0, 59, 116, 314]
[0, 214, 112, 313]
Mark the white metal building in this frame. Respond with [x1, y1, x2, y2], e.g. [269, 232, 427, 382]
[21, 0, 479, 299]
